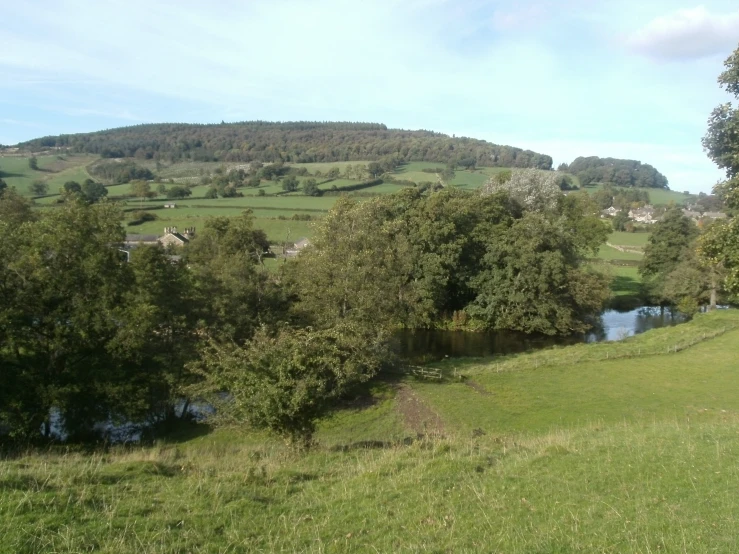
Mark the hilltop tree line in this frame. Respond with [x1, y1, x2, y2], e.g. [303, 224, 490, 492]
[18, 121, 554, 169]
[564, 156, 669, 189]
[0, 171, 609, 445]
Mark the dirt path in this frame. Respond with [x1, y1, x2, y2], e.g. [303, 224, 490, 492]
[464, 379, 492, 396]
[394, 384, 445, 436]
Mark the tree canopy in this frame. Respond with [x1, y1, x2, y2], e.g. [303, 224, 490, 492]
[18, 121, 553, 169]
[569, 156, 668, 189]
[701, 43, 739, 298]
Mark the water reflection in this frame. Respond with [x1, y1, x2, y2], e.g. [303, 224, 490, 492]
[394, 306, 687, 360]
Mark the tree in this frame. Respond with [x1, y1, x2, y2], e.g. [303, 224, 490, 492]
[28, 156, 38, 170]
[640, 206, 698, 302]
[204, 187, 219, 199]
[167, 185, 192, 199]
[63, 180, 82, 195]
[30, 181, 49, 196]
[701, 43, 739, 297]
[481, 168, 561, 212]
[612, 209, 631, 232]
[0, 178, 7, 195]
[367, 162, 382, 178]
[281, 175, 299, 192]
[195, 323, 389, 446]
[303, 178, 320, 196]
[0, 199, 136, 439]
[80, 179, 108, 203]
[327, 167, 341, 180]
[440, 168, 455, 185]
[129, 180, 151, 202]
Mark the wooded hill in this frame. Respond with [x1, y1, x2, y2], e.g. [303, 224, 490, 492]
[568, 156, 669, 189]
[17, 121, 553, 169]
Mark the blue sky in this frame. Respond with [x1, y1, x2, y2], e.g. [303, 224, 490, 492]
[2, 0, 739, 193]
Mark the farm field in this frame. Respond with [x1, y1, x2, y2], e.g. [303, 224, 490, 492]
[3, 311, 739, 552]
[0, 154, 96, 195]
[584, 183, 693, 205]
[609, 230, 650, 248]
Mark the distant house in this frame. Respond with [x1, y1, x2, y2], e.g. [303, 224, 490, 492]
[682, 209, 702, 220]
[601, 206, 619, 218]
[702, 211, 727, 220]
[284, 238, 311, 257]
[163, 203, 177, 209]
[628, 206, 658, 224]
[123, 234, 159, 249]
[158, 227, 195, 248]
[123, 227, 195, 253]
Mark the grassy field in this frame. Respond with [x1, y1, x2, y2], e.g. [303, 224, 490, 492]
[0, 154, 96, 195]
[3, 311, 739, 552]
[584, 183, 693, 206]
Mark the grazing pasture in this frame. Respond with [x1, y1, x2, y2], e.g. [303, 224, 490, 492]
[2, 311, 739, 553]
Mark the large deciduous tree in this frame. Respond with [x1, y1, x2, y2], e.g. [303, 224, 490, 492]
[701, 43, 739, 298]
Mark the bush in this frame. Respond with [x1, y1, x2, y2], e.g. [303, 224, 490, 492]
[196, 324, 390, 446]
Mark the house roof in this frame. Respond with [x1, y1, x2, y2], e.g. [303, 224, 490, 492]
[125, 234, 159, 243]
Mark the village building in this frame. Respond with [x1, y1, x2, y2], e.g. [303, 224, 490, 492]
[628, 206, 658, 224]
[600, 206, 619, 218]
[284, 237, 311, 257]
[123, 227, 196, 252]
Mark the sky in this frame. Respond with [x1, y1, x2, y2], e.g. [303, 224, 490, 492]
[2, 0, 739, 193]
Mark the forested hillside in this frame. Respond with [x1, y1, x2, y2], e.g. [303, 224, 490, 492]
[17, 121, 553, 169]
[567, 156, 669, 189]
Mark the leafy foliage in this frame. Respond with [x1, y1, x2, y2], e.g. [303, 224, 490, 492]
[20, 121, 553, 169]
[570, 156, 668, 189]
[196, 324, 390, 445]
[700, 43, 739, 298]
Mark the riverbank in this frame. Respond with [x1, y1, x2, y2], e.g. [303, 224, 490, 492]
[3, 310, 739, 552]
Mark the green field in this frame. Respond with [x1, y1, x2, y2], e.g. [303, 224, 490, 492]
[584, 183, 693, 206]
[3, 311, 739, 552]
[0, 154, 96, 195]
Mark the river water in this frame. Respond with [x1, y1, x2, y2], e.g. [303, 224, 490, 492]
[393, 306, 685, 360]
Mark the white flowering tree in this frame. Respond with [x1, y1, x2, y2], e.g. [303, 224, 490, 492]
[481, 168, 561, 211]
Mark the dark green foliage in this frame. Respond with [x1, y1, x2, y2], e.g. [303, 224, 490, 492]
[29, 181, 48, 196]
[204, 187, 219, 199]
[166, 185, 192, 199]
[80, 179, 108, 203]
[570, 156, 668, 189]
[640, 207, 699, 303]
[288, 188, 609, 335]
[89, 160, 154, 184]
[63, 180, 82, 194]
[28, 156, 38, 170]
[196, 323, 390, 445]
[303, 178, 320, 196]
[20, 121, 553, 169]
[0, 178, 7, 194]
[127, 210, 158, 226]
[612, 210, 631, 231]
[281, 175, 299, 192]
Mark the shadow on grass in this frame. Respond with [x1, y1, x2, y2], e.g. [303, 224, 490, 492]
[611, 275, 643, 297]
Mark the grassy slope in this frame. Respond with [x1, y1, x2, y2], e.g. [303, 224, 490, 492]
[3, 311, 739, 552]
[584, 183, 693, 206]
[0, 155, 96, 195]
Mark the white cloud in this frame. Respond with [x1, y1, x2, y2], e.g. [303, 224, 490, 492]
[627, 5, 739, 61]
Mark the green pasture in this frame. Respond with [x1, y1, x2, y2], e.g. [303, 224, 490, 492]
[597, 243, 643, 261]
[0, 154, 95, 195]
[4, 311, 739, 552]
[609, 230, 650, 248]
[584, 183, 693, 205]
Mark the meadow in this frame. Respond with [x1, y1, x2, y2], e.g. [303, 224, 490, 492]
[2, 310, 739, 552]
[0, 154, 96, 195]
[583, 182, 693, 206]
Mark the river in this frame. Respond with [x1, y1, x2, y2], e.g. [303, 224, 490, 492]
[393, 306, 686, 360]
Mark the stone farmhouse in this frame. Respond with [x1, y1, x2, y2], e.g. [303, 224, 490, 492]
[628, 206, 658, 224]
[124, 227, 196, 251]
